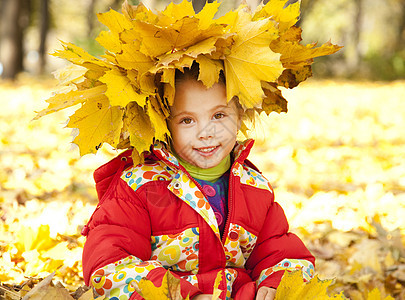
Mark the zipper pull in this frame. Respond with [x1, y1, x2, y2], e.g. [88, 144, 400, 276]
[81, 225, 90, 236]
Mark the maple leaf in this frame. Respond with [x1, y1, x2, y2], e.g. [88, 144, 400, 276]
[212, 271, 223, 300]
[95, 30, 122, 54]
[275, 270, 349, 300]
[115, 42, 155, 78]
[253, 0, 301, 33]
[277, 66, 313, 89]
[223, 8, 284, 108]
[67, 96, 123, 155]
[51, 64, 87, 87]
[34, 85, 107, 120]
[195, 55, 223, 88]
[148, 96, 171, 142]
[132, 270, 190, 300]
[15, 225, 56, 253]
[366, 288, 395, 300]
[97, 8, 133, 35]
[122, 0, 157, 23]
[21, 272, 73, 300]
[52, 41, 110, 70]
[129, 15, 226, 58]
[99, 68, 148, 107]
[125, 101, 155, 158]
[260, 82, 288, 114]
[271, 26, 343, 70]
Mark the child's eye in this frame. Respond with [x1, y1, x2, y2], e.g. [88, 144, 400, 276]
[180, 117, 193, 124]
[213, 113, 225, 120]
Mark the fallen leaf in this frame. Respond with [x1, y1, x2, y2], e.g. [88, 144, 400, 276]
[22, 272, 73, 300]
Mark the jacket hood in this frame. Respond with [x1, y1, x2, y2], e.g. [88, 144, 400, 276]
[93, 139, 256, 201]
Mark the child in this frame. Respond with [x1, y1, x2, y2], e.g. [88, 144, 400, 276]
[81, 63, 315, 300]
[36, 1, 341, 299]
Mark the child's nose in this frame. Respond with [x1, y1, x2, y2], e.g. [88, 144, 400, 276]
[197, 122, 215, 140]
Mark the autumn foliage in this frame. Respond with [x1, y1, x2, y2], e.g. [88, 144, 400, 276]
[1, 79, 404, 299]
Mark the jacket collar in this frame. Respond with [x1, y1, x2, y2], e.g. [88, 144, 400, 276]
[151, 139, 255, 171]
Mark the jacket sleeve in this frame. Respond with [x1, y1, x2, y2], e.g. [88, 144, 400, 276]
[245, 201, 315, 289]
[82, 179, 202, 300]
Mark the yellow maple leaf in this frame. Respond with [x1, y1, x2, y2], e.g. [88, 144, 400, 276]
[52, 64, 87, 87]
[223, 9, 283, 108]
[99, 68, 148, 107]
[15, 225, 56, 253]
[132, 270, 189, 300]
[97, 8, 133, 35]
[131, 16, 226, 58]
[271, 26, 343, 70]
[148, 97, 171, 142]
[96, 30, 122, 54]
[157, 35, 226, 67]
[115, 42, 155, 77]
[260, 82, 288, 114]
[52, 41, 110, 70]
[158, 0, 196, 26]
[67, 96, 123, 155]
[195, 1, 221, 30]
[34, 85, 107, 119]
[196, 55, 223, 88]
[277, 66, 312, 89]
[212, 271, 223, 300]
[122, 1, 157, 23]
[253, 0, 301, 33]
[125, 102, 154, 156]
[275, 270, 349, 300]
[367, 288, 395, 300]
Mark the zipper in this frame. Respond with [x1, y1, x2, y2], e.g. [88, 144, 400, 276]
[221, 167, 235, 245]
[154, 148, 240, 245]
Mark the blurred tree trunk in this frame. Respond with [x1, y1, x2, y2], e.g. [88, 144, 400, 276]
[38, 0, 49, 74]
[295, 0, 317, 27]
[192, 0, 214, 13]
[352, 0, 363, 72]
[110, 0, 122, 11]
[395, 1, 405, 52]
[0, 0, 26, 79]
[87, 0, 97, 38]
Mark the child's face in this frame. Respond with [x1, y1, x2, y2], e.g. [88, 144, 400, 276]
[168, 79, 241, 169]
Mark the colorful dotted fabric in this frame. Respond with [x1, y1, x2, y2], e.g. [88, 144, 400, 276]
[150, 227, 200, 274]
[256, 258, 315, 286]
[121, 160, 174, 192]
[224, 268, 238, 299]
[91, 255, 163, 300]
[231, 162, 273, 193]
[223, 223, 257, 267]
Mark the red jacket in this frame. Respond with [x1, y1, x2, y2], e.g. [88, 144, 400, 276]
[82, 139, 315, 300]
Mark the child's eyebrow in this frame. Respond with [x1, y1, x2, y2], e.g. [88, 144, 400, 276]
[211, 104, 231, 110]
[170, 111, 194, 119]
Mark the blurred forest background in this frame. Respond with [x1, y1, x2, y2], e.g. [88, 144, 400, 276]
[0, 0, 405, 299]
[1, 0, 405, 80]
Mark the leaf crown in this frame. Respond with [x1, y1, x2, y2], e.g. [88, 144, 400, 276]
[35, 0, 342, 165]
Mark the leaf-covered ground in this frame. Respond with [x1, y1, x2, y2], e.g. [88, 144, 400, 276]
[0, 77, 404, 299]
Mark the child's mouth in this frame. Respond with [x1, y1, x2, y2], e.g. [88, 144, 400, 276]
[194, 145, 219, 156]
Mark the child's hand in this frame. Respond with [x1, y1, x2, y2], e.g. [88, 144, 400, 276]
[192, 294, 213, 300]
[256, 287, 276, 300]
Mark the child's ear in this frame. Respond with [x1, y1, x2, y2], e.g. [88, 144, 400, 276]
[237, 117, 242, 131]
